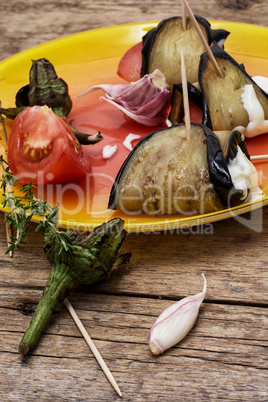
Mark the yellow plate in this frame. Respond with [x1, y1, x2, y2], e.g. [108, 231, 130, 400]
[0, 21, 268, 233]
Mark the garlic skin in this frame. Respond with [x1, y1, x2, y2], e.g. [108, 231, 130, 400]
[75, 69, 171, 127]
[148, 274, 207, 355]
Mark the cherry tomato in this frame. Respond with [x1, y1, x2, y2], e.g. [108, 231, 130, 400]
[117, 42, 143, 82]
[7, 105, 91, 185]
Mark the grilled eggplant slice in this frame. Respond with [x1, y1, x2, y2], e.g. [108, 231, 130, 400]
[109, 124, 225, 215]
[199, 44, 268, 132]
[108, 124, 256, 215]
[141, 16, 230, 89]
[206, 129, 254, 206]
[214, 130, 250, 162]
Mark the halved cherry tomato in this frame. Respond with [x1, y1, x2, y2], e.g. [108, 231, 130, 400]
[117, 42, 143, 82]
[7, 105, 91, 185]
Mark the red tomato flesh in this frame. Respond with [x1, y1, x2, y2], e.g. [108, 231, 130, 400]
[117, 41, 143, 82]
[189, 101, 203, 124]
[7, 105, 91, 185]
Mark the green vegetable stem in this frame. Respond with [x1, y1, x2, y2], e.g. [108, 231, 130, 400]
[0, 58, 103, 145]
[0, 154, 129, 355]
[19, 217, 129, 355]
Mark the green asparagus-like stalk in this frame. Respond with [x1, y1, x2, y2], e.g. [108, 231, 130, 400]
[19, 217, 130, 355]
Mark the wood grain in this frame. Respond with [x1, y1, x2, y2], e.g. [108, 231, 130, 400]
[1, 0, 268, 61]
[0, 290, 267, 400]
[1, 211, 268, 304]
[1, 0, 268, 400]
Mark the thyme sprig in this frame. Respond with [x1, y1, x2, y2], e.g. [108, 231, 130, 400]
[0, 155, 73, 254]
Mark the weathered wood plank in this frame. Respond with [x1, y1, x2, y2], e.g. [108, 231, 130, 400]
[1, 211, 268, 304]
[1, 0, 268, 61]
[0, 295, 267, 400]
[2, 345, 268, 401]
[0, 290, 267, 348]
[0, 291, 267, 363]
[1, 346, 268, 401]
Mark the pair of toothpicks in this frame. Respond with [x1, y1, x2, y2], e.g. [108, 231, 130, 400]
[180, 0, 268, 163]
[181, 0, 223, 78]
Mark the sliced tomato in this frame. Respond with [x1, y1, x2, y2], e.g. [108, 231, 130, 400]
[189, 101, 203, 124]
[117, 41, 143, 82]
[7, 105, 91, 185]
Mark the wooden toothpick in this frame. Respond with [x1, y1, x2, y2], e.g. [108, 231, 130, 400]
[251, 154, 268, 162]
[181, 49, 191, 142]
[181, 0, 187, 31]
[182, 0, 224, 78]
[64, 298, 122, 398]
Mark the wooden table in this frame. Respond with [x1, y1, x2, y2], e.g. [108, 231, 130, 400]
[1, 1, 268, 400]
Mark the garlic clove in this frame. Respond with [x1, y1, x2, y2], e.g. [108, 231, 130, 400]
[148, 273, 207, 355]
[75, 70, 171, 127]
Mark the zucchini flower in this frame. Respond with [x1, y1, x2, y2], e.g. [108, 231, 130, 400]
[19, 217, 130, 355]
[75, 69, 171, 126]
[148, 274, 207, 355]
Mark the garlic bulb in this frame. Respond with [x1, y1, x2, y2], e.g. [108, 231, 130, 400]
[75, 69, 171, 127]
[148, 274, 207, 355]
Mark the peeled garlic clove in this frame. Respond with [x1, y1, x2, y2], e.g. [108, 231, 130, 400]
[75, 69, 171, 127]
[148, 274, 207, 355]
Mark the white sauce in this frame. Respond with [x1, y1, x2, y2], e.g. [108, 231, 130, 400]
[217, 38, 225, 48]
[252, 76, 268, 94]
[166, 119, 172, 127]
[123, 133, 141, 151]
[102, 144, 117, 159]
[236, 84, 268, 138]
[228, 146, 263, 202]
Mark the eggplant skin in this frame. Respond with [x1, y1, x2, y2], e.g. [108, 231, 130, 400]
[141, 16, 229, 89]
[199, 44, 268, 132]
[169, 82, 203, 125]
[15, 84, 30, 107]
[215, 129, 250, 163]
[206, 128, 249, 207]
[108, 124, 224, 215]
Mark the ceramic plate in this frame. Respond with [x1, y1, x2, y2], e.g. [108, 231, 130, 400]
[0, 21, 268, 232]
